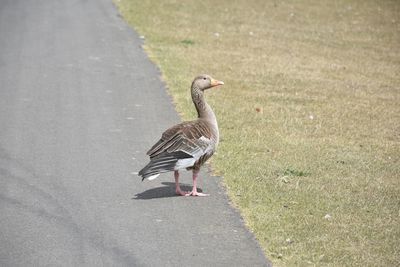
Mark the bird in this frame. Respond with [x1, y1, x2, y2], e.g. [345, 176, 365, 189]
[138, 74, 224, 196]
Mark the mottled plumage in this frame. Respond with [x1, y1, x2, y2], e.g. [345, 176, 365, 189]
[138, 75, 223, 196]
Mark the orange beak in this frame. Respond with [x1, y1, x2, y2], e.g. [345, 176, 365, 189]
[210, 79, 224, 87]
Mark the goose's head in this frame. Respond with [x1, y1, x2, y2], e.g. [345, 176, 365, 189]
[192, 74, 224, 91]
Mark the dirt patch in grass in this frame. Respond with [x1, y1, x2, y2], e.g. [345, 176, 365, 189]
[115, 0, 400, 265]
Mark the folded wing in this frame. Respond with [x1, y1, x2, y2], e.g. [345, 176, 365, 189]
[138, 120, 214, 180]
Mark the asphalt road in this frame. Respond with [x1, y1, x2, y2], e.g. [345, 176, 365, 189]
[0, 0, 270, 266]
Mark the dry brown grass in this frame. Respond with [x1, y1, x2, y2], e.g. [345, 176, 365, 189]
[115, 0, 400, 265]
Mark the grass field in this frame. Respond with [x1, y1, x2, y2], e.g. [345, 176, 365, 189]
[115, 0, 400, 265]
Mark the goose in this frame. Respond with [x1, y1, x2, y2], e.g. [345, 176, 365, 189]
[138, 75, 224, 196]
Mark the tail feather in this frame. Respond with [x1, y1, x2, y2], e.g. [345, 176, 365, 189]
[138, 151, 193, 181]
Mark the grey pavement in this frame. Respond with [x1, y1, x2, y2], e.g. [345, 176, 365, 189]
[0, 0, 270, 266]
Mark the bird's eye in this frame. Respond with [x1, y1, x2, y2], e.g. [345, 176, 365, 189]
[203, 77, 207, 80]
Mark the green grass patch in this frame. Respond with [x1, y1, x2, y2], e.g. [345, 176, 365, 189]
[115, 0, 400, 266]
[181, 39, 195, 46]
[283, 168, 310, 177]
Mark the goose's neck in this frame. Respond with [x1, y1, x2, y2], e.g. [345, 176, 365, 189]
[191, 86, 217, 124]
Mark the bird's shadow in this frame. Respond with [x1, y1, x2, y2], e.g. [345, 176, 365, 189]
[133, 182, 202, 200]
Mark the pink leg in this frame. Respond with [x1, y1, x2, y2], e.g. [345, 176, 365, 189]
[174, 171, 188, 196]
[185, 170, 209, 197]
